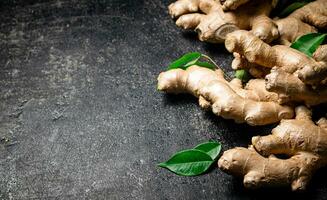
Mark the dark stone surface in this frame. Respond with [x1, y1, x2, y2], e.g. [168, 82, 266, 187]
[0, 0, 327, 199]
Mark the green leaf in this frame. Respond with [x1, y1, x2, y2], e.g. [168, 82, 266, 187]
[291, 33, 326, 57]
[168, 52, 201, 70]
[158, 149, 214, 176]
[278, 2, 310, 18]
[194, 141, 221, 160]
[235, 69, 250, 83]
[194, 61, 216, 70]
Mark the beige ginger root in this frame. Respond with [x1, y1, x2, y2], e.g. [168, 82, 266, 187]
[265, 67, 327, 106]
[231, 52, 271, 78]
[168, 0, 278, 43]
[226, 30, 327, 86]
[226, 30, 327, 105]
[218, 106, 327, 191]
[220, 0, 250, 11]
[275, 0, 327, 45]
[157, 65, 293, 125]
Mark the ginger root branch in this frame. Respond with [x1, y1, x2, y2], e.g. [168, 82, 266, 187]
[168, 0, 278, 43]
[218, 106, 327, 191]
[158, 66, 293, 125]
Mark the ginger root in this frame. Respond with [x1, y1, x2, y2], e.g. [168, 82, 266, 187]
[225, 30, 327, 105]
[265, 67, 327, 106]
[220, 0, 250, 11]
[218, 106, 327, 191]
[168, 0, 278, 43]
[275, 0, 327, 45]
[157, 65, 293, 125]
[226, 30, 327, 88]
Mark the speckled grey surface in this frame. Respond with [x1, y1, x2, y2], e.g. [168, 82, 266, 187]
[0, 0, 327, 199]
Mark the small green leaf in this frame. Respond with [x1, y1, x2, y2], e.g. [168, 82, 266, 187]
[194, 141, 221, 160]
[235, 69, 250, 83]
[168, 52, 201, 70]
[291, 33, 326, 57]
[278, 2, 310, 18]
[194, 61, 216, 70]
[158, 149, 213, 176]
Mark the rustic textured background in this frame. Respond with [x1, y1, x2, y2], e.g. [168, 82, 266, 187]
[0, 0, 326, 199]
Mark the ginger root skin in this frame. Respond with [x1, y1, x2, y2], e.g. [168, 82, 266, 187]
[253, 106, 327, 157]
[220, 0, 250, 11]
[276, 0, 327, 45]
[219, 146, 319, 191]
[157, 66, 293, 126]
[168, 0, 278, 43]
[232, 52, 271, 78]
[218, 106, 327, 191]
[220, 0, 278, 11]
[226, 30, 327, 88]
[273, 0, 327, 45]
[225, 30, 318, 74]
[265, 67, 327, 106]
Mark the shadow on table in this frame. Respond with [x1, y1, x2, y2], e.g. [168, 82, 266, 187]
[162, 93, 198, 107]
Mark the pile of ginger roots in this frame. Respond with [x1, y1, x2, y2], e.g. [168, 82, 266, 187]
[157, 0, 327, 191]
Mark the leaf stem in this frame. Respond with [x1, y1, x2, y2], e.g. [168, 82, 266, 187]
[201, 54, 218, 68]
[201, 54, 233, 81]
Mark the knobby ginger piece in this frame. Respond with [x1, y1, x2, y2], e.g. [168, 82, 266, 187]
[225, 30, 325, 79]
[157, 65, 293, 125]
[219, 106, 327, 191]
[168, 0, 278, 43]
[275, 0, 327, 45]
